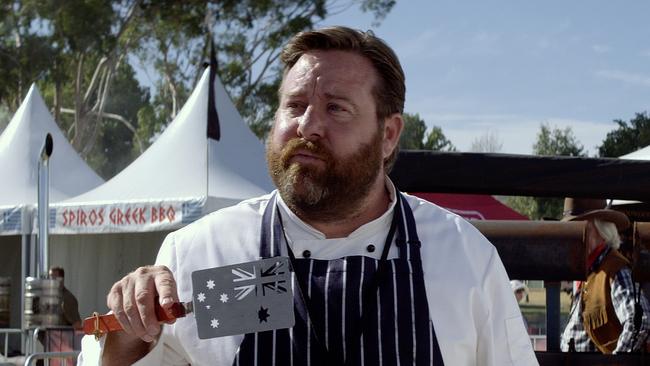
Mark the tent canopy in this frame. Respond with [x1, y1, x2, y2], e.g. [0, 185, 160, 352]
[413, 192, 528, 220]
[611, 147, 650, 207]
[0, 85, 103, 234]
[50, 67, 273, 234]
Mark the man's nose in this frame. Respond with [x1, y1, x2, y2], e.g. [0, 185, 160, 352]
[297, 105, 325, 141]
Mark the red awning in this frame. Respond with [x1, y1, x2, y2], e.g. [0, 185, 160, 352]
[412, 193, 528, 220]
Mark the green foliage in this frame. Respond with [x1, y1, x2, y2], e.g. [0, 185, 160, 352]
[399, 112, 427, 149]
[0, 104, 10, 133]
[598, 112, 650, 158]
[533, 123, 585, 157]
[423, 126, 456, 151]
[506, 196, 565, 221]
[92, 64, 151, 178]
[0, 0, 396, 179]
[361, 0, 396, 26]
[399, 113, 455, 151]
[506, 123, 585, 220]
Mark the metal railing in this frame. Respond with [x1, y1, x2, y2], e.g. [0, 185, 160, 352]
[24, 351, 79, 366]
[0, 328, 24, 362]
[25, 327, 81, 365]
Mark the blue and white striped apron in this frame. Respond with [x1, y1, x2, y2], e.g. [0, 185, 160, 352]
[233, 192, 444, 365]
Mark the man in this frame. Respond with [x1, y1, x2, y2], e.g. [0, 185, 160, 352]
[560, 198, 650, 353]
[49, 266, 82, 329]
[510, 280, 529, 332]
[511, 280, 527, 304]
[80, 26, 536, 365]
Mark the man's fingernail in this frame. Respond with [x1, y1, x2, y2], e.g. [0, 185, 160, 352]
[160, 297, 172, 305]
[142, 334, 153, 343]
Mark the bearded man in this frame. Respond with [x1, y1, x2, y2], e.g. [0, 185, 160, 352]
[79, 26, 537, 366]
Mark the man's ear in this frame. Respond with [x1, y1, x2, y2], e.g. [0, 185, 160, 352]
[382, 113, 404, 160]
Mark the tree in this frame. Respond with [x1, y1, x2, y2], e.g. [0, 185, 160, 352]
[598, 112, 650, 157]
[399, 112, 427, 149]
[135, 1, 396, 139]
[0, 105, 10, 134]
[0, 1, 396, 179]
[399, 113, 455, 151]
[506, 123, 586, 219]
[423, 126, 456, 151]
[470, 131, 503, 153]
[85, 63, 152, 178]
[533, 123, 585, 157]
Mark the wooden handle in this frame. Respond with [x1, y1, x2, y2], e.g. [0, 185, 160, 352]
[83, 302, 186, 339]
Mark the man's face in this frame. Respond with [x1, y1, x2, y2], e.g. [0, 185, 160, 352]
[266, 50, 390, 221]
[49, 269, 63, 280]
[515, 289, 525, 303]
[586, 219, 605, 253]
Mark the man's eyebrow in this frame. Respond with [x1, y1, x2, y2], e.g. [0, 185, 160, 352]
[283, 87, 308, 99]
[324, 92, 358, 108]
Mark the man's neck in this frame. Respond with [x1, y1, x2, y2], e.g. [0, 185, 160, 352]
[302, 177, 391, 238]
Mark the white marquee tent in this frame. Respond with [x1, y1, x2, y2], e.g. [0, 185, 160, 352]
[0, 84, 104, 330]
[620, 146, 650, 160]
[48, 66, 274, 317]
[611, 147, 650, 207]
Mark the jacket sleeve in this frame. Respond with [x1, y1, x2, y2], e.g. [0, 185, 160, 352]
[477, 247, 539, 365]
[611, 267, 650, 353]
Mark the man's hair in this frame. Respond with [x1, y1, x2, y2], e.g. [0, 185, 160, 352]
[280, 26, 405, 172]
[593, 219, 621, 250]
[49, 266, 65, 278]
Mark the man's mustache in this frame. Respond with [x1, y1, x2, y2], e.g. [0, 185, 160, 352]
[280, 139, 333, 166]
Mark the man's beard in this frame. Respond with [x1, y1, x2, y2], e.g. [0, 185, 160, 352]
[266, 130, 384, 222]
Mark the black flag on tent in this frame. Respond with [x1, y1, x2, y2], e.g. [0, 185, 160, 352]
[207, 42, 221, 141]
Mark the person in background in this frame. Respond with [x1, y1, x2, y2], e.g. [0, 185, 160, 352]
[511, 280, 529, 331]
[560, 198, 650, 353]
[511, 280, 528, 303]
[49, 266, 82, 329]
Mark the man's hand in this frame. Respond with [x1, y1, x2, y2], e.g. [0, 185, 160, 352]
[106, 265, 179, 343]
[102, 265, 178, 365]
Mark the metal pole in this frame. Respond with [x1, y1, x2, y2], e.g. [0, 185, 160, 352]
[37, 134, 53, 279]
[21, 232, 28, 352]
[545, 281, 561, 352]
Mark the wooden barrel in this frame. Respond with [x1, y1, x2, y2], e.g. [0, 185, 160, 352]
[24, 277, 64, 329]
[0, 277, 9, 328]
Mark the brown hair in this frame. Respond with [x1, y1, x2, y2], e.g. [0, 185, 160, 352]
[280, 26, 404, 172]
[49, 266, 64, 278]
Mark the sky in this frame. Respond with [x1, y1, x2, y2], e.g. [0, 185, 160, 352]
[317, 1, 650, 155]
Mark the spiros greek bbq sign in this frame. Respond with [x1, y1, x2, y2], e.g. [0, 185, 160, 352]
[48, 198, 205, 234]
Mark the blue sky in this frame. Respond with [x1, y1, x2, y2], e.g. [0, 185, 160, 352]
[318, 1, 650, 155]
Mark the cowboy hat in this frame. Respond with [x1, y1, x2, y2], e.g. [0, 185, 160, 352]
[510, 280, 527, 293]
[561, 197, 630, 231]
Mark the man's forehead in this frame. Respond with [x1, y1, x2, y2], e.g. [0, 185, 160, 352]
[282, 50, 376, 95]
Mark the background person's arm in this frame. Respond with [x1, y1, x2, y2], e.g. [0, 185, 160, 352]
[612, 267, 650, 352]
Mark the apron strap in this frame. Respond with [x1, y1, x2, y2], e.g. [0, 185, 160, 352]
[259, 192, 282, 258]
[397, 192, 423, 261]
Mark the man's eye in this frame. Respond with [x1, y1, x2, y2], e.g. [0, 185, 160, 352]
[328, 103, 346, 113]
[286, 102, 305, 113]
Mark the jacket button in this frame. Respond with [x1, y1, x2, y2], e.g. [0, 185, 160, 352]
[366, 244, 376, 253]
[302, 250, 311, 258]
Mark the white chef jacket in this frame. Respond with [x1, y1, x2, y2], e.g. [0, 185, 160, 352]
[79, 180, 537, 365]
